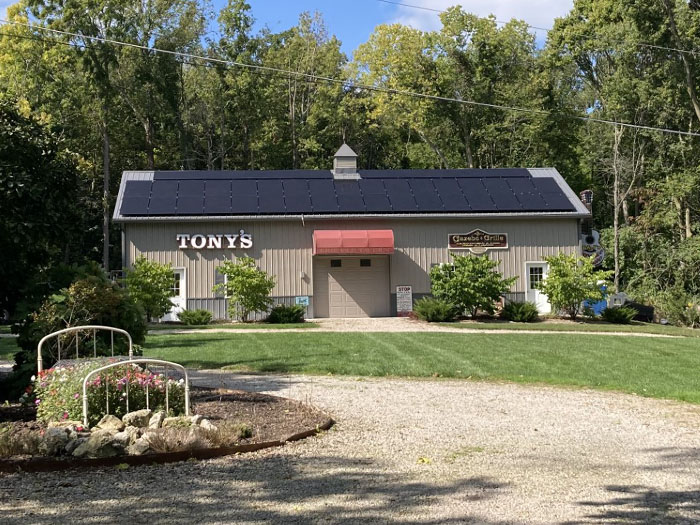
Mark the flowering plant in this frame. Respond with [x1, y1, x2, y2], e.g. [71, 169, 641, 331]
[33, 360, 186, 426]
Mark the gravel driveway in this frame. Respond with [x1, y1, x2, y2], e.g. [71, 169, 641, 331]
[2, 373, 699, 524]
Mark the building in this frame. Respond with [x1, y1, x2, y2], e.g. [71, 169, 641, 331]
[113, 145, 590, 319]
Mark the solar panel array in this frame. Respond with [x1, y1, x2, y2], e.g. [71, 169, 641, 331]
[119, 170, 577, 216]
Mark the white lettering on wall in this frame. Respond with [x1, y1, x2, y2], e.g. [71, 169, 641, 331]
[177, 230, 253, 250]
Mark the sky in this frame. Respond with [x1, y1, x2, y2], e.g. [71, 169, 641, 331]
[0, 0, 575, 55]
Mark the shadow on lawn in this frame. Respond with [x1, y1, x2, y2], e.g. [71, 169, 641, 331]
[0, 455, 511, 524]
[188, 368, 313, 394]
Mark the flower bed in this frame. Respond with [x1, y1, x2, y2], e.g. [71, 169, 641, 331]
[32, 360, 185, 426]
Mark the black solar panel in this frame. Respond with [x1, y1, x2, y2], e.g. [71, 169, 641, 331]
[148, 180, 178, 215]
[457, 179, 497, 211]
[482, 178, 522, 211]
[283, 179, 312, 213]
[120, 181, 151, 215]
[409, 179, 443, 211]
[121, 169, 580, 216]
[258, 180, 285, 213]
[308, 179, 338, 212]
[204, 180, 232, 214]
[432, 178, 469, 211]
[533, 178, 576, 211]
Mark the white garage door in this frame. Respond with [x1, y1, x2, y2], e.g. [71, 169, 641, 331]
[313, 257, 390, 318]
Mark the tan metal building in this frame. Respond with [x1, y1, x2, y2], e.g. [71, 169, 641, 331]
[114, 146, 590, 319]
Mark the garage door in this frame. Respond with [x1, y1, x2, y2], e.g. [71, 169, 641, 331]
[313, 257, 390, 318]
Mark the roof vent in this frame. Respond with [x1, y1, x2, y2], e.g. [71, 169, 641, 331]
[332, 143, 360, 180]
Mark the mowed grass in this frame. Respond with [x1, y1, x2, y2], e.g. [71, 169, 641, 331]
[440, 320, 700, 338]
[0, 337, 19, 361]
[144, 331, 700, 404]
[147, 322, 320, 331]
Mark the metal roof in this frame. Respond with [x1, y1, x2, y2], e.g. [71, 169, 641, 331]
[113, 168, 590, 221]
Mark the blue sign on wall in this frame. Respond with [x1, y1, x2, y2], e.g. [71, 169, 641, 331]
[295, 296, 310, 307]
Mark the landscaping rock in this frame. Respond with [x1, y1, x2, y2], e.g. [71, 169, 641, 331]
[48, 420, 83, 430]
[122, 409, 152, 428]
[149, 411, 166, 429]
[95, 414, 124, 432]
[200, 419, 217, 431]
[127, 436, 152, 456]
[189, 415, 204, 426]
[40, 428, 70, 456]
[73, 429, 122, 458]
[64, 437, 85, 456]
[162, 416, 191, 428]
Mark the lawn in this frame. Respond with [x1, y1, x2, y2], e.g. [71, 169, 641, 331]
[144, 331, 700, 404]
[439, 320, 700, 338]
[147, 322, 320, 331]
[0, 337, 19, 361]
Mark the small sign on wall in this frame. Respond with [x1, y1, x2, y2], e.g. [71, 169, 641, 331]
[295, 296, 310, 307]
[448, 230, 508, 254]
[396, 285, 413, 317]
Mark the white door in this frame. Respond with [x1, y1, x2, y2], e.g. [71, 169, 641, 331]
[162, 269, 186, 322]
[525, 263, 550, 314]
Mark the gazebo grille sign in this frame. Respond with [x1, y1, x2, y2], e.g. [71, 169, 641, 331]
[448, 230, 508, 254]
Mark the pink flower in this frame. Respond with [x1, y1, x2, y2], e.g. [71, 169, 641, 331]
[62, 412, 68, 419]
[74, 393, 80, 399]
[34, 399, 41, 405]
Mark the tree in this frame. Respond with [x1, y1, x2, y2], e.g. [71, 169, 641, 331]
[430, 255, 517, 317]
[125, 257, 175, 321]
[0, 98, 84, 316]
[214, 257, 275, 321]
[538, 253, 613, 321]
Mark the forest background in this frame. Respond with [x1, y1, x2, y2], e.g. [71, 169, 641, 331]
[1, 0, 699, 323]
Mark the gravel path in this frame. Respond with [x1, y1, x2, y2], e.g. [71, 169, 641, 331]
[152, 317, 681, 337]
[2, 372, 699, 524]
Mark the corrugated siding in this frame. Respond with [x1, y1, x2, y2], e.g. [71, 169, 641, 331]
[124, 217, 579, 308]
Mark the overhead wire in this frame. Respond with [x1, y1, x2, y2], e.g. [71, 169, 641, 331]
[1, 17, 699, 138]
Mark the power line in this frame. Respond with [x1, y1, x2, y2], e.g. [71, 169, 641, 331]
[377, 0, 700, 57]
[1, 18, 699, 138]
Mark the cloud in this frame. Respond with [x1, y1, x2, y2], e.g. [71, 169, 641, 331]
[390, 0, 573, 34]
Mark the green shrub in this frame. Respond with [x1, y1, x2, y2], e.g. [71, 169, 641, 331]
[652, 290, 700, 328]
[125, 257, 175, 321]
[213, 257, 275, 321]
[267, 304, 305, 324]
[430, 255, 517, 317]
[601, 306, 637, 324]
[500, 301, 539, 322]
[33, 360, 186, 426]
[413, 297, 457, 322]
[178, 309, 213, 325]
[3, 273, 147, 401]
[538, 253, 613, 320]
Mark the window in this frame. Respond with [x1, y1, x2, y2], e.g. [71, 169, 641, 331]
[529, 266, 544, 290]
[171, 271, 181, 297]
[360, 259, 371, 267]
[330, 259, 342, 268]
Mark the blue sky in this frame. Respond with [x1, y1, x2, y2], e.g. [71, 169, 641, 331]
[1, 0, 574, 55]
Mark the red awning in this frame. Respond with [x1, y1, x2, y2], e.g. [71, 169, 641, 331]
[313, 230, 394, 255]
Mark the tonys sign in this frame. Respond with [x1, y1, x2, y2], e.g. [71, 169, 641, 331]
[176, 230, 253, 250]
[448, 229, 508, 254]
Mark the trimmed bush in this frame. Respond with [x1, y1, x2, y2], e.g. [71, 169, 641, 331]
[601, 306, 637, 324]
[500, 301, 539, 322]
[33, 360, 186, 426]
[267, 304, 305, 324]
[178, 309, 213, 326]
[413, 297, 457, 322]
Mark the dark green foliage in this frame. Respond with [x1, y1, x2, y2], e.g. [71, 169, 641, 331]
[413, 297, 457, 322]
[2, 271, 146, 401]
[601, 306, 638, 324]
[178, 309, 213, 325]
[500, 302, 539, 322]
[0, 99, 86, 316]
[267, 305, 306, 324]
